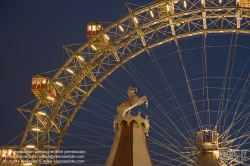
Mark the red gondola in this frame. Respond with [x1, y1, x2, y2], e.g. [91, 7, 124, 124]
[155, 0, 175, 16]
[0, 148, 21, 164]
[31, 74, 56, 104]
[87, 22, 109, 50]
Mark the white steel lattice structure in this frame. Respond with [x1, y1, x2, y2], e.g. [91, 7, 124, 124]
[9, 0, 250, 165]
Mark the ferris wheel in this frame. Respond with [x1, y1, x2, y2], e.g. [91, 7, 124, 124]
[2, 0, 250, 165]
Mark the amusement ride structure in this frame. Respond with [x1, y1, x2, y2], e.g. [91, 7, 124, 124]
[1, 0, 250, 165]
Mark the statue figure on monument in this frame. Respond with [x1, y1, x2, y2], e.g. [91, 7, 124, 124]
[117, 86, 148, 116]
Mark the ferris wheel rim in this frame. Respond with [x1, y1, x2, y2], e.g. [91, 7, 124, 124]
[18, 1, 250, 165]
